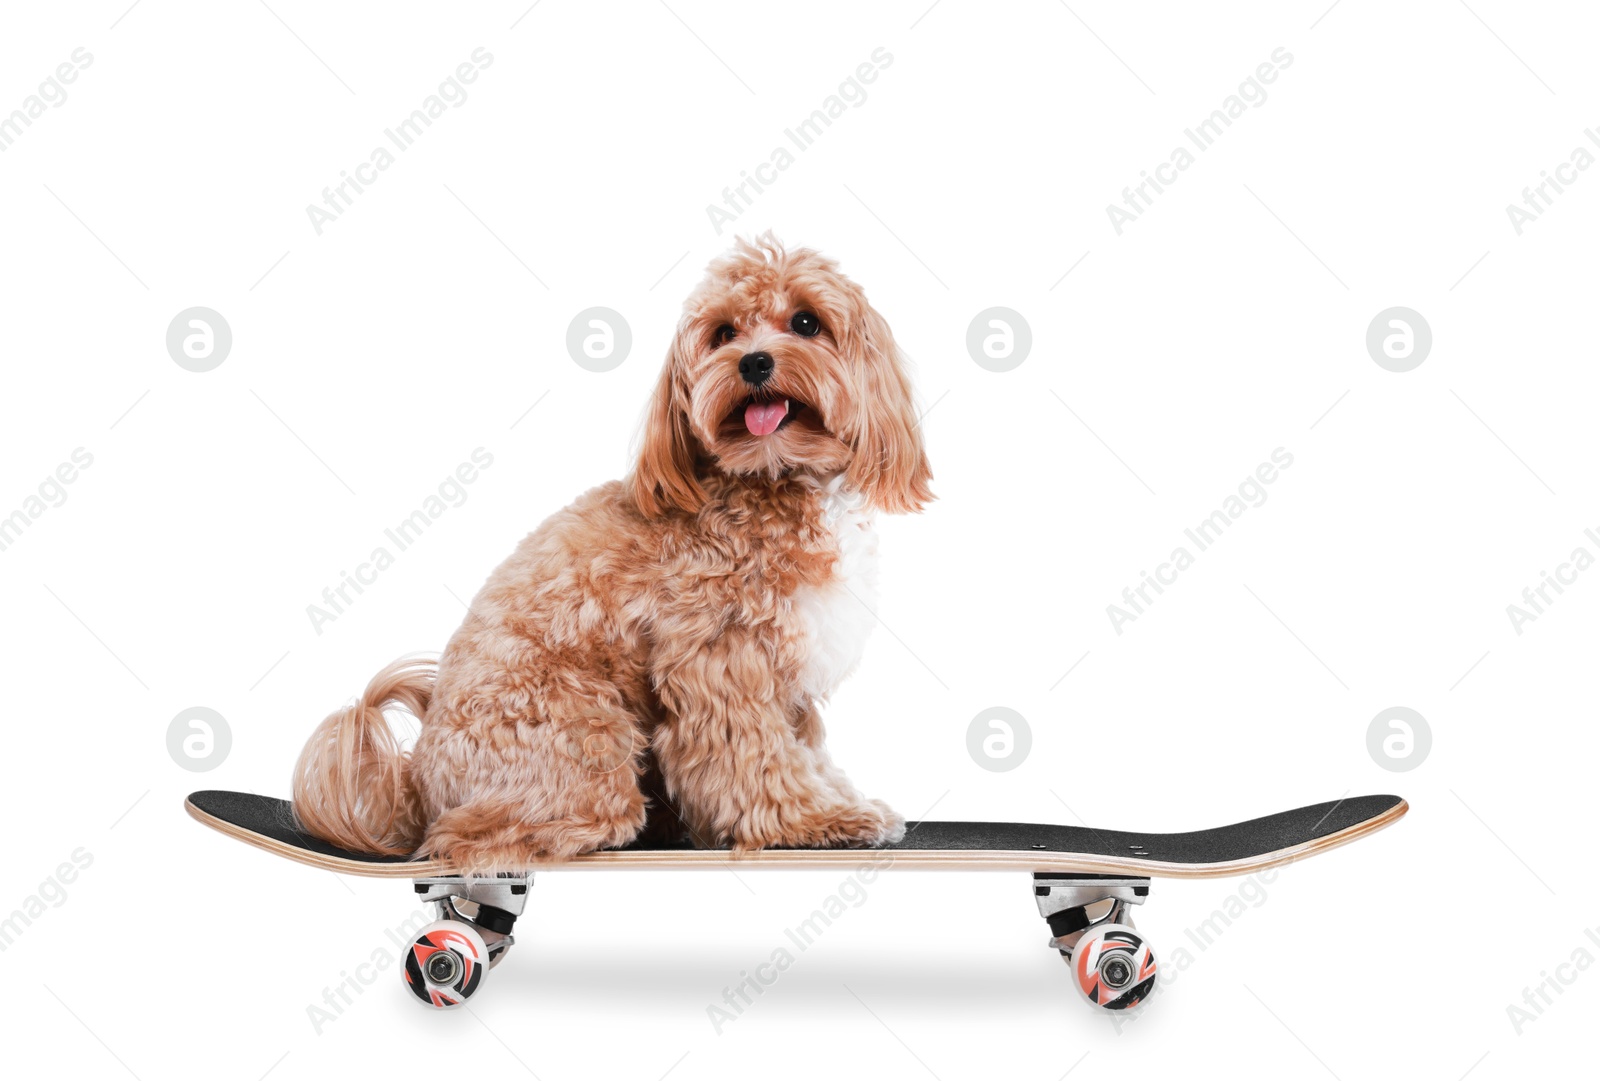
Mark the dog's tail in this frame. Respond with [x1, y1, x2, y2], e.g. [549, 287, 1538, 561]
[291, 657, 433, 855]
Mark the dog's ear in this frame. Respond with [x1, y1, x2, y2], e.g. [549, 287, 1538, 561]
[630, 334, 706, 517]
[840, 302, 934, 514]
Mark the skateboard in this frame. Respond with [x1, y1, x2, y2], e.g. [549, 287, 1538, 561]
[186, 789, 1406, 1012]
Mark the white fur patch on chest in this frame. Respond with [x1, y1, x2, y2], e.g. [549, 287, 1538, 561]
[791, 480, 879, 701]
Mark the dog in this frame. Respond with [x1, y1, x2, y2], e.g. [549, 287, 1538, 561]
[292, 235, 932, 872]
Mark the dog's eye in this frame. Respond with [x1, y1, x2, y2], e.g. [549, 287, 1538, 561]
[790, 311, 821, 337]
[711, 324, 737, 348]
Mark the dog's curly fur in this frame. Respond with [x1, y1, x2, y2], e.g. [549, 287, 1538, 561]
[292, 236, 932, 872]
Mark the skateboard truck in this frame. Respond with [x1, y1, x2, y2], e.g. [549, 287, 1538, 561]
[400, 874, 535, 1009]
[1034, 874, 1158, 1012]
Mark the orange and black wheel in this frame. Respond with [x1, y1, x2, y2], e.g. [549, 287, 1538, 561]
[402, 920, 489, 1009]
[1071, 924, 1157, 1011]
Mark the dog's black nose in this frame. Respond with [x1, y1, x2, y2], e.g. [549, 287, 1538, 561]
[738, 351, 774, 386]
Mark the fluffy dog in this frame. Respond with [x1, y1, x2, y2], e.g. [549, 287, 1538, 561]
[293, 235, 932, 871]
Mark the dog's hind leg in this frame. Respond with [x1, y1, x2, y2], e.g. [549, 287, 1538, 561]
[411, 689, 649, 873]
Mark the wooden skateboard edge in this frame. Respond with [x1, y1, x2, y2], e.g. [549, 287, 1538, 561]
[184, 797, 454, 878]
[185, 796, 1407, 880]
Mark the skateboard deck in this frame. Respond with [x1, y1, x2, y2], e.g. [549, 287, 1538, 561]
[186, 789, 1406, 1012]
[185, 789, 1406, 879]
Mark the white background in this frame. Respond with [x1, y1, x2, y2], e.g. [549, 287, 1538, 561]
[1, 1, 1595, 1078]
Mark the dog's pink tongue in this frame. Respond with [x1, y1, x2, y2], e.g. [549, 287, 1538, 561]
[744, 399, 789, 436]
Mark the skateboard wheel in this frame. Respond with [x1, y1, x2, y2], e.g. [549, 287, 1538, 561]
[403, 920, 489, 1009]
[1070, 924, 1157, 1011]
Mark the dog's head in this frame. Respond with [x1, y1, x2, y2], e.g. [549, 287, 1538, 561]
[632, 235, 933, 517]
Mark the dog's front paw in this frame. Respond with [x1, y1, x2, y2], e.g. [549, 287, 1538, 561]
[780, 799, 904, 849]
[864, 798, 906, 845]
